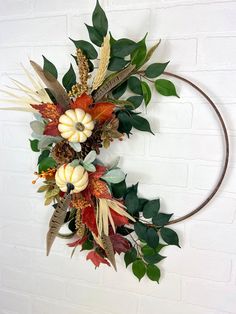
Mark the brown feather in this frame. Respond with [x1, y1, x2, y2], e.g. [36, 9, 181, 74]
[30, 60, 70, 110]
[46, 194, 71, 256]
[101, 233, 117, 271]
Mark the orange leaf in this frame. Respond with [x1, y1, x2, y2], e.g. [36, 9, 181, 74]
[71, 93, 93, 110]
[91, 102, 115, 123]
[31, 103, 63, 120]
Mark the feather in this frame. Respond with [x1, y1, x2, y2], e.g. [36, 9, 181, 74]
[30, 60, 71, 110]
[92, 35, 110, 91]
[46, 194, 71, 256]
[93, 64, 136, 102]
[101, 233, 117, 271]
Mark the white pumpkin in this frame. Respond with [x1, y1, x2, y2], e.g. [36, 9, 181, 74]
[58, 108, 94, 143]
[55, 164, 88, 194]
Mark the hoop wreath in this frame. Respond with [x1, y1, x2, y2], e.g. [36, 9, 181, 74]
[0, 1, 229, 283]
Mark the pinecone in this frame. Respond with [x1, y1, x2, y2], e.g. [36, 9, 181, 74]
[51, 141, 75, 165]
[77, 127, 103, 159]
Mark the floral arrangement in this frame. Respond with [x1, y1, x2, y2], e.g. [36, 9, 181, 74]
[0, 1, 182, 283]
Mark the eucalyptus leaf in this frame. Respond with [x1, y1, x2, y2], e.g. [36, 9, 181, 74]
[30, 120, 45, 135]
[83, 162, 96, 172]
[84, 150, 97, 164]
[69, 142, 81, 152]
[101, 168, 125, 184]
[70, 159, 80, 167]
[38, 136, 62, 149]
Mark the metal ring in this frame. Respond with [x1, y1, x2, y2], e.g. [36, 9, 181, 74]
[161, 72, 230, 225]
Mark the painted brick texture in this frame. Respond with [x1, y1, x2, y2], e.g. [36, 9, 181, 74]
[0, 0, 236, 314]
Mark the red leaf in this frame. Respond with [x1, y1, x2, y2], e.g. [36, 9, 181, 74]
[71, 93, 93, 110]
[110, 209, 129, 226]
[31, 103, 63, 120]
[86, 251, 110, 268]
[89, 164, 107, 180]
[44, 121, 60, 136]
[81, 205, 98, 237]
[67, 236, 88, 247]
[110, 234, 131, 254]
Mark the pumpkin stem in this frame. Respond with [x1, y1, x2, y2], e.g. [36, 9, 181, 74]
[75, 122, 85, 132]
[67, 183, 75, 194]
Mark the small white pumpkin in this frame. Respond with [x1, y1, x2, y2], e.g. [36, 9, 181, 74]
[55, 164, 88, 194]
[58, 108, 94, 143]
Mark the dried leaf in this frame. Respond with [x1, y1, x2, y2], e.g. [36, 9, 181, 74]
[89, 178, 111, 199]
[44, 121, 60, 136]
[110, 233, 131, 254]
[31, 103, 63, 120]
[46, 194, 71, 256]
[81, 204, 98, 236]
[30, 60, 71, 110]
[90, 102, 115, 123]
[70, 93, 93, 110]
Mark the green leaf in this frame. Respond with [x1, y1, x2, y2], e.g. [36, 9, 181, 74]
[141, 81, 151, 106]
[143, 199, 160, 219]
[109, 32, 116, 46]
[37, 149, 50, 165]
[141, 245, 156, 256]
[125, 186, 139, 215]
[85, 24, 103, 47]
[128, 76, 143, 95]
[137, 198, 148, 212]
[146, 264, 161, 283]
[132, 260, 146, 281]
[112, 39, 137, 58]
[101, 168, 125, 184]
[143, 253, 165, 264]
[124, 247, 137, 267]
[92, 0, 108, 37]
[131, 34, 147, 68]
[145, 62, 169, 78]
[134, 222, 147, 241]
[81, 239, 94, 251]
[62, 64, 76, 92]
[111, 180, 127, 199]
[108, 57, 129, 71]
[146, 228, 159, 249]
[126, 96, 143, 110]
[130, 114, 154, 134]
[29, 139, 39, 152]
[88, 60, 94, 72]
[156, 243, 167, 253]
[68, 218, 76, 232]
[160, 227, 180, 247]
[38, 157, 56, 173]
[117, 111, 132, 136]
[155, 79, 179, 97]
[112, 80, 128, 99]
[43, 56, 58, 79]
[70, 39, 98, 60]
[153, 213, 173, 226]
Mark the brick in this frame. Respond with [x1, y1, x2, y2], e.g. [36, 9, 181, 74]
[69, 9, 151, 42]
[102, 267, 181, 300]
[149, 133, 223, 161]
[0, 0, 32, 16]
[0, 196, 32, 221]
[0, 47, 32, 71]
[1, 173, 36, 197]
[0, 245, 32, 268]
[31, 251, 101, 283]
[0, 148, 32, 173]
[34, 0, 99, 13]
[146, 100, 193, 130]
[163, 248, 231, 282]
[150, 3, 236, 38]
[2, 267, 66, 300]
[0, 16, 67, 46]
[66, 281, 139, 314]
[183, 278, 236, 313]
[120, 158, 188, 187]
[147, 38, 197, 70]
[191, 164, 236, 194]
[139, 295, 226, 314]
[192, 103, 236, 132]
[1, 122, 30, 150]
[32, 298, 96, 314]
[188, 221, 236, 254]
[0, 289, 30, 314]
[199, 36, 236, 68]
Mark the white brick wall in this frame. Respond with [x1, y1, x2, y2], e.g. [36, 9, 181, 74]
[0, 0, 236, 313]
